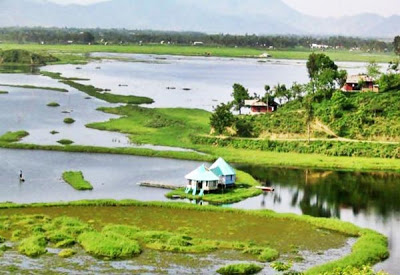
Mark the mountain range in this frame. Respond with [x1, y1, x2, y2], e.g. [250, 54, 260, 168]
[0, 0, 398, 37]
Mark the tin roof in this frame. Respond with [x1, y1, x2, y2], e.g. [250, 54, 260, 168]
[185, 164, 219, 181]
[210, 157, 236, 176]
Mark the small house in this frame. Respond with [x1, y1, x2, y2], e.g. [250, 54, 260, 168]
[342, 74, 379, 92]
[185, 164, 220, 192]
[185, 158, 236, 195]
[210, 157, 236, 187]
[245, 99, 277, 115]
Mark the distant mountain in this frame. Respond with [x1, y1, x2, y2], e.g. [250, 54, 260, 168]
[0, 0, 398, 37]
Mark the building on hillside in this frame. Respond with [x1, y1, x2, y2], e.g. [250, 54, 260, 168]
[185, 158, 236, 194]
[341, 74, 379, 92]
[245, 99, 277, 115]
[193, 41, 204, 46]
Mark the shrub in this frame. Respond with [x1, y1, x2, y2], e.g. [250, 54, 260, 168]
[270, 261, 292, 272]
[258, 247, 280, 262]
[0, 235, 5, 243]
[217, 263, 263, 275]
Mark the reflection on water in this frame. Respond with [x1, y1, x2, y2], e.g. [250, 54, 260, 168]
[234, 165, 400, 274]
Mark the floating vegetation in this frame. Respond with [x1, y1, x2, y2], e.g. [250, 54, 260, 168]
[63, 118, 75, 124]
[58, 248, 76, 258]
[270, 261, 293, 272]
[0, 131, 29, 143]
[57, 139, 74, 145]
[0, 84, 68, 92]
[0, 90, 8, 94]
[62, 171, 93, 190]
[50, 130, 59, 135]
[217, 263, 263, 275]
[18, 234, 47, 257]
[47, 102, 60, 107]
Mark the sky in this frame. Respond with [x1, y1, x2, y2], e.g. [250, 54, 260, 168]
[48, 0, 400, 17]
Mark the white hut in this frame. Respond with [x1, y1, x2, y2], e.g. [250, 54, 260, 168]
[185, 164, 219, 192]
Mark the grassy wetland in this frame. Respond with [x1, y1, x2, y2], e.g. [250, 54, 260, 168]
[0, 200, 389, 273]
[62, 171, 93, 191]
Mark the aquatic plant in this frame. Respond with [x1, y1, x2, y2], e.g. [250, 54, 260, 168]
[63, 118, 75, 124]
[62, 171, 93, 190]
[0, 90, 8, 94]
[58, 248, 76, 258]
[50, 130, 59, 135]
[57, 139, 74, 145]
[0, 235, 5, 243]
[0, 83, 68, 92]
[270, 261, 292, 272]
[216, 263, 263, 275]
[0, 131, 29, 143]
[18, 234, 47, 257]
[78, 231, 141, 259]
[47, 102, 60, 107]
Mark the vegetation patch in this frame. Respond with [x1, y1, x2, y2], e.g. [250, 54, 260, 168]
[57, 139, 74, 145]
[58, 248, 76, 258]
[0, 49, 59, 65]
[50, 130, 59, 135]
[63, 118, 75, 124]
[0, 84, 68, 92]
[0, 90, 8, 94]
[47, 102, 60, 107]
[62, 171, 93, 190]
[40, 71, 89, 81]
[18, 234, 47, 257]
[0, 131, 29, 143]
[78, 231, 141, 259]
[217, 263, 263, 275]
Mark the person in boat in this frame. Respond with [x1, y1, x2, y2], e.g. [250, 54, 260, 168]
[19, 170, 25, 182]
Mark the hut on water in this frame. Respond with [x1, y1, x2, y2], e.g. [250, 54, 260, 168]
[185, 158, 236, 194]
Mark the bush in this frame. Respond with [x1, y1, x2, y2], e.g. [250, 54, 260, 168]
[258, 247, 280, 262]
[217, 263, 263, 275]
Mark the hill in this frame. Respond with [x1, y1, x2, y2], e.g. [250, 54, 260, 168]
[0, 0, 399, 37]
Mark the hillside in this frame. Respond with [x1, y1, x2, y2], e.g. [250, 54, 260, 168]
[0, 0, 399, 37]
[251, 90, 400, 142]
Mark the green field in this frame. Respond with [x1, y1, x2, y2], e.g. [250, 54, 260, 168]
[0, 199, 389, 273]
[0, 43, 396, 62]
[62, 171, 93, 191]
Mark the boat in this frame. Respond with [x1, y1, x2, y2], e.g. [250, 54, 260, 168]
[256, 186, 275, 192]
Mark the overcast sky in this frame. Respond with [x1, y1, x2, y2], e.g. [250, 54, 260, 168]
[48, 0, 400, 17]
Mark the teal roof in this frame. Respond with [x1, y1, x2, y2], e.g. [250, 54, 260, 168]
[185, 164, 219, 181]
[210, 157, 236, 176]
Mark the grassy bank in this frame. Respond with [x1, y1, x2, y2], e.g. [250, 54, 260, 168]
[0, 131, 29, 143]
[62, 171, 93, 190]
[0, 199, 389, 273]
[0, 43, 396, 62]
[166, 170, 262, 204]
[0, 83, 68, 92]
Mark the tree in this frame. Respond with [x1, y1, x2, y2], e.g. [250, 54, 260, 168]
[394, 36, 400, 56]
[290, 82, 303, 99]
[231, 83, 250, 115]
[304, 97, 314, 143]
[210, 103, 235, 135]
[81, 32, 95, 44]
[263, 84, 272, 108]
[366, 61, 381, 79]
[235, 118, 253, 137]
[306, 53, 338, 80]
[273, 84, 291, 103]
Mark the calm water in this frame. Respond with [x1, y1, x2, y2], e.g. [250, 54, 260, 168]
[0, 148, 202, 203]
[233, 166, 400, 274]
[44, 54, 369, 111]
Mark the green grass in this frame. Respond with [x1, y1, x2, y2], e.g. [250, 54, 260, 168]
[18, 234, 47, 257]
[217, 263, 263, 275]
[0, 199, 389, 272]
[58, 248, 76, 258]
[63, 118, 75, 124]
[78, 231, 141, 259]
[0, 90, 8, 94]
[60, 80, 154, 105]
[0, 49, 59, 65]
[47, 102, 60, 107]
[166, 170, 262, 204]
[62, 171, 93, 190]
[0, 84, 68, 92]
[40, 71, 89, 81]
[0, 131, 29, 143]
[0, 43, 396, 62]
[57, 139, 74, 145]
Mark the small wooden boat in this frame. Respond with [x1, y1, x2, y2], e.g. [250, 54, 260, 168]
[256, 186, 274, 192]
